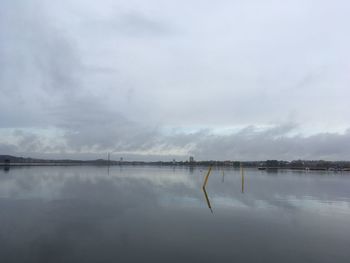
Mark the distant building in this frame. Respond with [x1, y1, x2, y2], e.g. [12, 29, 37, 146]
[189, 156, 194, 163]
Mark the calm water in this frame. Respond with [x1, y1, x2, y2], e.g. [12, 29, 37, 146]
[0, 166, 350, 262]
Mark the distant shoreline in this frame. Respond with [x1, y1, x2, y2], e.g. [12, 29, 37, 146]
[1, 162, 350, 172]
[1, 155, 350, 171]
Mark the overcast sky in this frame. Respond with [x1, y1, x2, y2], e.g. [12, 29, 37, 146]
[1, 0, 350, 161]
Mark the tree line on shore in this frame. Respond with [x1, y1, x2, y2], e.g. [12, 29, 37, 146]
[1, 155, 350, 170]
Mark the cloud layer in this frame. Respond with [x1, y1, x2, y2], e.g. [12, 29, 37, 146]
[1, 0, 350, 160]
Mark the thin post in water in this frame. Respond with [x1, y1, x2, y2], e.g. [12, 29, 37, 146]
[240, 163, 244, 193]
[202, 166, 212, 188]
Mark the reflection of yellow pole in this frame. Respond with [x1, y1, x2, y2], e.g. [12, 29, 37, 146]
[202, 166, 212, 188]
[241, 166, 244, 193]
[202, 187, 213, 213]
[202, 166, 213, 213]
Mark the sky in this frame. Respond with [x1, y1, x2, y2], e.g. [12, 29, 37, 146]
[1, 0, 350, 161]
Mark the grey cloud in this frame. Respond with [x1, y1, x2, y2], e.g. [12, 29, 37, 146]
[189, 126, 350, 161]
[13, 131, 44, 153]
[0, 1, 130, 128]
[82, 10, 175, 38]
[3, 124, 350, 161]
[0, 143, 17, 155]
[118, 12, 174, 37]
[0, 0, 84, 127]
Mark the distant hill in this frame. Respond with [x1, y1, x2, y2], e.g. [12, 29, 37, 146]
[0, 155, 125, 166]
[0, 155, 92, 164]
[0, 155, 29, 162]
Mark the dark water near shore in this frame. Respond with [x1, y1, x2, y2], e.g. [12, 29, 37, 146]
[0, 166, 350, 262]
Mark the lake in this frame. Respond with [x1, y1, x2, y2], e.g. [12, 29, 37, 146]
[0, 166, 349, 262]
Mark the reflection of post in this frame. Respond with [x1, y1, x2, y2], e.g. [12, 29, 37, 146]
[241, 166, 244, 194]
[222, 169, 224, 183]
[107, 153, 110, 175]
[202, 166, 213, 213]
[202, 187, 213, 213]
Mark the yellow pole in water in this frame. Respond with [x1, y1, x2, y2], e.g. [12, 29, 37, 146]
[241, 164, 244, 193]
[202, 166, 212, 188]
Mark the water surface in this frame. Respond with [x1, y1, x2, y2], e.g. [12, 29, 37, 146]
[0, 166, 349, 262]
